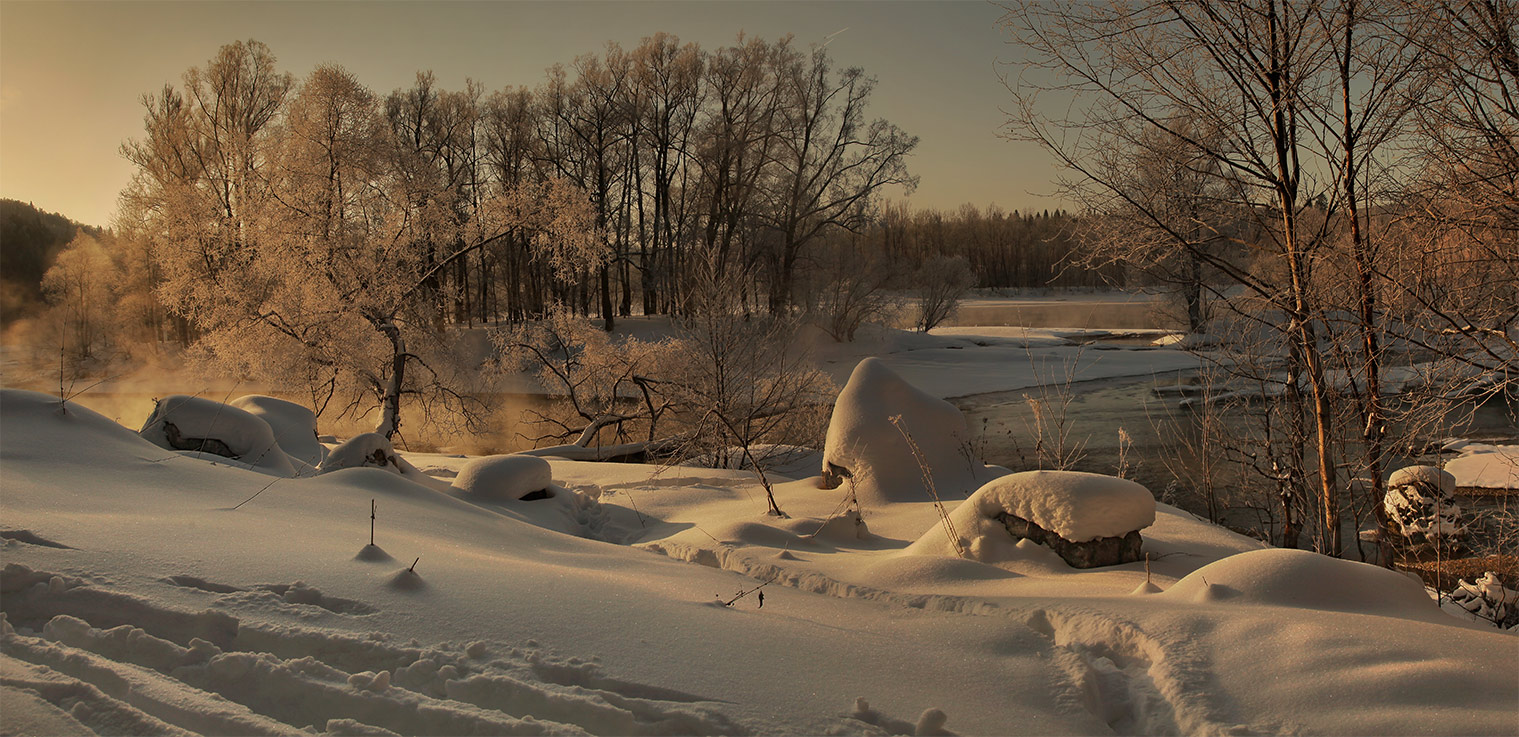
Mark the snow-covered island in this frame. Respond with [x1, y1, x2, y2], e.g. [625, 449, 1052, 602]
[2, 351, 1514, 736]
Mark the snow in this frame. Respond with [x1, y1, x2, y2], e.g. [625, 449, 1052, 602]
[137, 394, 296, 476]
[228, 394, 327, 470]
[821, 358, 995, 507]
[5, 378, 1519, 736]
[318, 433, 445, 490]
[1383, 465, 1465, 546]
[1443, 443, 1519, 489]
[1388, 464, 1457, 494]
[1164, 548, 1446, 620]
[973, 470, 1155, 543]
[452, 455, 554, 501]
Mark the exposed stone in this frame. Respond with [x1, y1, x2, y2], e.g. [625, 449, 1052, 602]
[994, 511, 1144, 569]
[162, 421, 237, 459]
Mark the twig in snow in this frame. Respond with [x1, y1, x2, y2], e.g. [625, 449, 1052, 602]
[721, 576, 776, 607]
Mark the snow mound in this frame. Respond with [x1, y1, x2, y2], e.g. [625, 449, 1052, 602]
[138, 395, 295, 476]
[452, 455, 554, 501]
[822, 358, 991, 506]
[317, 433, 441, 489]
[228, 395, 326, 469]
[1165, 549, 1441, 619]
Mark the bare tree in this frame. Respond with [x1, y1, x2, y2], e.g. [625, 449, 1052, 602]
[912, 255, 976, 333]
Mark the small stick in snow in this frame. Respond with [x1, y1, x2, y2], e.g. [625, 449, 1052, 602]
[1145, 553, 1152, 585]
[370, 499, 376, 546]
[409, 557, 420, 573]
[722, 576, 776, 607]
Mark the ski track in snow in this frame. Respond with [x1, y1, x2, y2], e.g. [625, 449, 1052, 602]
[1, 563, 746, 736]
[639, 540, 1263, 737]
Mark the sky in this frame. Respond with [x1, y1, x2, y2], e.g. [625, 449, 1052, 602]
[0, 0, 1063, 229]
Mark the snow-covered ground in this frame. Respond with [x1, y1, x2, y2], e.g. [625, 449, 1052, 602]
[1444, 442, 1519, 490]
[3, 386, 1515, 736]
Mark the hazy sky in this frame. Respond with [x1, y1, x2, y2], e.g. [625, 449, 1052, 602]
[0, 0, 1062, 229]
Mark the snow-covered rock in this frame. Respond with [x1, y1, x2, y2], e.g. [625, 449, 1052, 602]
[822, 358, 993, 507]
[1383, 465, 1465, 552]
[972, 470, 1155, 543]
[905, 471, 1155, 568]
[228, 395, 326, 470]
[452, 454, 554, 501]
[138, 395, 295, 476]
[317, 433, 441, 489]
[1446, 572, 1518, 630]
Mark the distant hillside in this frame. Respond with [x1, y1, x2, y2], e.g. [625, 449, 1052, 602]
[0, 199, 104, 325]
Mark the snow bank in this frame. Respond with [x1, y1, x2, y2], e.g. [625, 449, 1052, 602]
[1165, 549, 1443, 620]
[138, 395, 295, 476]
[1443, 444, 1519, 490]
[228, 395, 326, 470]
[822, 358, 992, 506]
[452, 455, 554, 501]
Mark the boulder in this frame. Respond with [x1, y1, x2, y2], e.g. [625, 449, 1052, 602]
[139, 395, 295, 475]
[822, 358, 992, 506]
[229, 395, 326, 469]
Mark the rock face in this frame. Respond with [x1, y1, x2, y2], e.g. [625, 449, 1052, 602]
[821, 358, 992, 506]
[1383, 465, 1464, 553]
[995, 512, 1145, 569]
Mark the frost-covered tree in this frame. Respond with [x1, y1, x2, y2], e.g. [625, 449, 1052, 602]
[39, 233, 119, 367]
[492, 305, 670, 449]
[123, 47, 604, 439]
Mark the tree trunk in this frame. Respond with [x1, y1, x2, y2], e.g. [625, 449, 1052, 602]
[375, 319, 406, 440]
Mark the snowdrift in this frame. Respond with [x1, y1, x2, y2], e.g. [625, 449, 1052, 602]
[1165, 548, 1445, 620]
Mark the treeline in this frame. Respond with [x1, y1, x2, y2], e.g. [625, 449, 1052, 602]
[0, 200, 103, 325]
[876, 203, 1113, 289]
[111, 35, 1115, 340]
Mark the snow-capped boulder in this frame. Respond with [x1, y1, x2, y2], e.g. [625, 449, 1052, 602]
[139, 395, 295, 475]
[229, 395, 326, 469]
[1383, 465, 1465, 553]
[317, 433, 441, 490]
[1447, 572, 1518, 630]
[822, 358, 992, 507]
[452, 454, 555, 501]
[1165, 549, 1442, 620]
[906, 470, 1155, 568]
